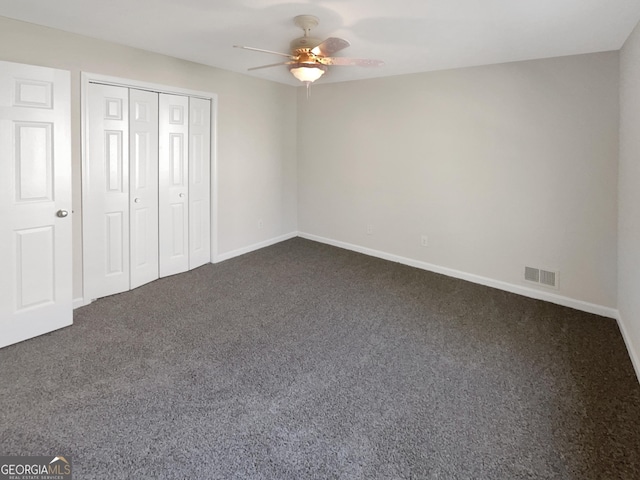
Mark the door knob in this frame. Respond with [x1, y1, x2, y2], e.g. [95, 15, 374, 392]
[134, 198, 141, 203]
[56, 210, 69, 218]
[179, 193, 185, 198]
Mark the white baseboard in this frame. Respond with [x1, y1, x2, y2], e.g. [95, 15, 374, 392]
[213, 232, 298, 263]
[615, 311, 640, 383]
[298, 232, 618, 320]
[73, 297, 92, 310]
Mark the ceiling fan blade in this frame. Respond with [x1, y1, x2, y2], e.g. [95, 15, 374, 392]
[318, 57, 385, 67]
[233, 45, 294, 59]
[311, 37, 350, 56]
[248, 62, 295, 71]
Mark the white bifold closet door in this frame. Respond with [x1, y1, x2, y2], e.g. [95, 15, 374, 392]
[84, 84, 160, 300]
[159, 94, 189, 277]
[188, 97, 211, 270]
[158, 94, 211, 276]
[84, 83, 211, 301]
[130, 89, 159, 289]
[85, 83, 132, 300]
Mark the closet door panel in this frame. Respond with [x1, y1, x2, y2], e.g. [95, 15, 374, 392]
[189, 97, 211, 269]
[159, 94, 189, 277]
[130, 89, 159, 289]
[84, 83, 130, 300]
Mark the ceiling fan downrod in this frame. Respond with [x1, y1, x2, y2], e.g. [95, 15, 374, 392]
[294, 14, 319, 37]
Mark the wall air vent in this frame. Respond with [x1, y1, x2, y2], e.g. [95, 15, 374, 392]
[524, 266, 558, 289]
[524, 266, 540, 283]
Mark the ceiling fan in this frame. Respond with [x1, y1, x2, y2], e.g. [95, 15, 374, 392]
[234, 15, 384, 88]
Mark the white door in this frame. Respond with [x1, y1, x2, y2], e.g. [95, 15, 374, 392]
[189, 97, 211, 269]
[159, 93, 189, 277]
[83, 83, 130, 300]
[130, 88, 159, 289]
[0, 60, 72, 348]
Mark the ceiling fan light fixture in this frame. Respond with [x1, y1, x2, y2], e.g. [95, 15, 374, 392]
[235, 15, 382, 94]
[289, 63, 327, 83]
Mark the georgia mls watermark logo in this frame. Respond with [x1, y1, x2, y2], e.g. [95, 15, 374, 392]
[0, 456, 72, 480]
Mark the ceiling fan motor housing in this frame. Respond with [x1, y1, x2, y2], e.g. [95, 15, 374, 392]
[290, 36, 323, 52]
[291, 15, 322, 52]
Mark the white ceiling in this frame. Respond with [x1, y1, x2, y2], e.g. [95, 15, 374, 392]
[1, 0, 639, 86]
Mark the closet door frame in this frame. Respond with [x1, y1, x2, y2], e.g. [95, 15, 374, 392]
[80, 72, 218, 305]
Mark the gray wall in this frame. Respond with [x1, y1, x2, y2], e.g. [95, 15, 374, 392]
[619, 20, 640, 374]
[0, 15, 298, 302]
[297, 52, 619, 309]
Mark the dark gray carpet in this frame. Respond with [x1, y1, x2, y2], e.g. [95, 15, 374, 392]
[1, 238, 639, 479]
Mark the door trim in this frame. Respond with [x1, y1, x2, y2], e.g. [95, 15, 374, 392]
[80, 72, 218, 306]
